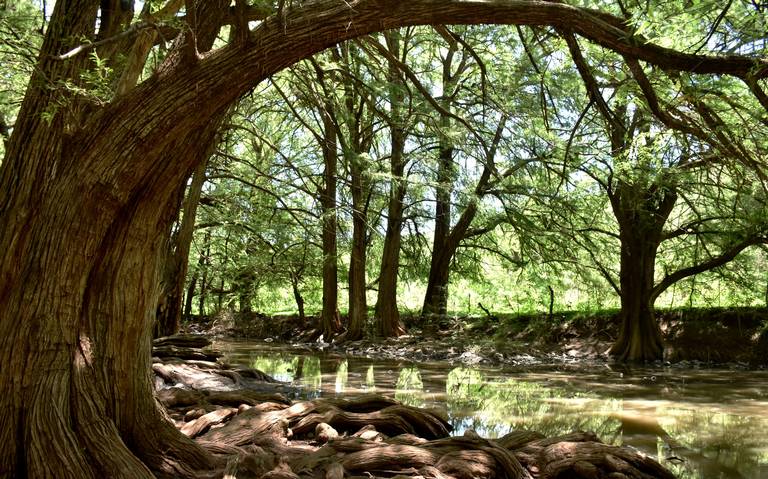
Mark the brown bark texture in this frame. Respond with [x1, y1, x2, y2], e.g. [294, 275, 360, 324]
[320, 101, 342, 340]
[608, 182, 677, 362]
[0, 0, 765, 476]
[374, 30, 409, 338]
[422, 42, 459, 320]
[155, 155, 209, 337]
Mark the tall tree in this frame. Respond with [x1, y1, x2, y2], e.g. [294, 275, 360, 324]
[555, 30, 768, 361]
[373, 29, 412, 337]
[333, 45, 376, 341]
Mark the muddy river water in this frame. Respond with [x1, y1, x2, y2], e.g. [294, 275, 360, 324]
[215, 340, 768, 479]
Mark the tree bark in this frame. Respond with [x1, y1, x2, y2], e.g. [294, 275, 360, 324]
[320, 98, 341, 340]
[198, 230, 212, 318]
[343, 45, 373, 342]
[422, 41, 459, 320]
[608, 182, 677, 361]
[183, 272, 197, 320]
[347, 157, 368, 340]
[291, 273, 306, 322]
[374, 33, 408, 337]
[417, 39, 509, 322]
[155, 155, 209, 337]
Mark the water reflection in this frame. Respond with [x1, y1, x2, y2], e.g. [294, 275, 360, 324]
[395, 367, 424, 407]
[217, 340, 768, 479]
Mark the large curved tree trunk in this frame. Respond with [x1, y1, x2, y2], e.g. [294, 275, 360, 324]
[0, 109, 217, 478]
[0, 0, 762, 476]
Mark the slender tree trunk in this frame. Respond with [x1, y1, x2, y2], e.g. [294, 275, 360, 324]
[347, 156, 368, 340]
[337, 43, 373, 341]
[155, 156, 209, 337]
[216, 232, 231, 313]
[375, 181, 407, 336]
[320, 107, 341, 340]
[375, 30, 408, 338]
[423, 125, 455, 318]
[422, 42, 458, 320]
[184, 273, 198, 320]
[291, 273, 306, 322]
[199, 230, 212, 318]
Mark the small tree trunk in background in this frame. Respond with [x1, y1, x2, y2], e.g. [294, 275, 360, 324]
[375, 30, 407, 338]
[216, 232, 230, 313]
[155, 156, 209, 337]
[548, 285, 555, 320]
[320, 105, 341, 340]
[199, 230, 212, 318]
[291, 273, 306, 322]
[184, 273, 198, 320]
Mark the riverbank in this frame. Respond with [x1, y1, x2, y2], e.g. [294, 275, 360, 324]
[184, 306, 768, 367]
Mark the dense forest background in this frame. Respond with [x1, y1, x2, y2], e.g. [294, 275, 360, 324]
[155, 7, 768, 326]
[3, 0, 767, 333]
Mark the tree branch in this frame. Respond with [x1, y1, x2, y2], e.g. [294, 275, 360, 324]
[652, 235, 768, 301]
[560, 31, 626, 136]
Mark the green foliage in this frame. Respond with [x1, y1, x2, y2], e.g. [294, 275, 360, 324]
[0, 0, 43, 156]
[179, 4, 768, 324]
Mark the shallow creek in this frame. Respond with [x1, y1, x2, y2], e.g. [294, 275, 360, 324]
[215, 340, 768, 479]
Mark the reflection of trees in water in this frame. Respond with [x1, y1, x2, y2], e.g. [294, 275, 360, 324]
[395, 367, 425, 407]
[249, 354, 323, 398]
[364, 365, 376, 391]
[238, 349, 768, 479]
[444, 366, 621, 439]
[249, 354, 300, 383]
[657, 408, 762, 479]
[335, 360, 348, 393]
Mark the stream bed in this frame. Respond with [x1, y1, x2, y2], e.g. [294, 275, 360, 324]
[215, 339, 768, 479]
